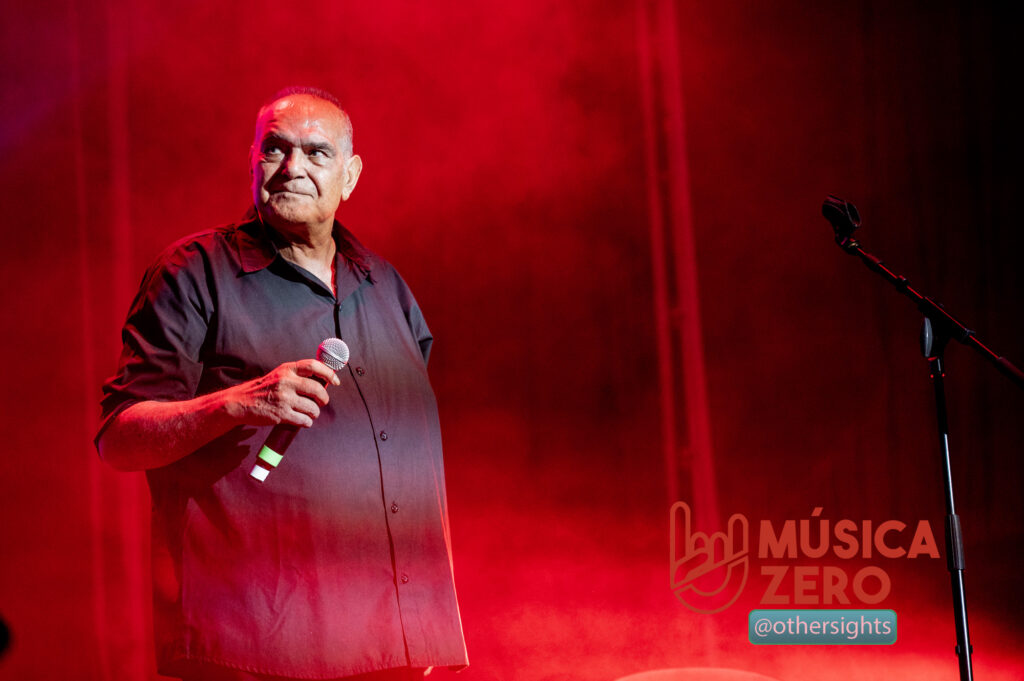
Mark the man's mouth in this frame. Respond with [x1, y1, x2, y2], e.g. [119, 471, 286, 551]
[269, 189, 312, 199]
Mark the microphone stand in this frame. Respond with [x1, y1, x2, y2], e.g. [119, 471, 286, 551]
[822, 195, 1024, 681]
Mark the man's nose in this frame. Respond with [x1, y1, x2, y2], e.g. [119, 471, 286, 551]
[281, 149, 308, 177]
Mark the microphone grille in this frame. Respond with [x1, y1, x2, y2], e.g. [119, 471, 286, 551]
[317, 337, 350, 370]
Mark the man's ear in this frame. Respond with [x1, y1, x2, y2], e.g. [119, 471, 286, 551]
[341, 154, 363, 201]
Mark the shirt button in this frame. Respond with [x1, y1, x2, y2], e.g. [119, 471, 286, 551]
[355, 366, 365, 376]
[401, 573, 410, 584]
[379, 431, 388, 441]
[391, 502, 399, 513]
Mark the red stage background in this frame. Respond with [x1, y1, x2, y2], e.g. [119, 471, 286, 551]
[1, 1, 1021, 680]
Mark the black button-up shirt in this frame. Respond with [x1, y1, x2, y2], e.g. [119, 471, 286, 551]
[98, 219, 468, 678]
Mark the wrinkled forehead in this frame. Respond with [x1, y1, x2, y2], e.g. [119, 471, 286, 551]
[253, 95, 348, 146]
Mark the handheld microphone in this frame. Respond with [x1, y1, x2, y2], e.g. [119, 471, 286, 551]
[249, 338, 350, 482]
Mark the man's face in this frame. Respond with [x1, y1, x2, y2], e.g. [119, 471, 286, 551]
[250, 95, 362, 232]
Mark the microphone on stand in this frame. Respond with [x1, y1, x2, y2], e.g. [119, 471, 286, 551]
[250, 337, 350, 482]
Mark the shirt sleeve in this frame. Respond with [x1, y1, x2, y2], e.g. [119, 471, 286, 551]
[96, 242, 213, 444]
[390, 265, 433, 366]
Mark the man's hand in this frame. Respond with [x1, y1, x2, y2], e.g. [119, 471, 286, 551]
[222, 360, 341, 428]
[97, 359, 342, 471]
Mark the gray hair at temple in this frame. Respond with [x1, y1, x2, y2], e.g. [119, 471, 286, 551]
[256, 86, 355, 158]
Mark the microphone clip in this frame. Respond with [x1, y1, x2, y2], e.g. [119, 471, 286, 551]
[822, 195, 862, 250]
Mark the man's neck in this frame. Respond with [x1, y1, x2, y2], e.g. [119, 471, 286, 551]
[268, 220, 338, 294]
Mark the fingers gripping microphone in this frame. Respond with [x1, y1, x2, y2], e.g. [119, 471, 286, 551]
[249, 338, 350, 482]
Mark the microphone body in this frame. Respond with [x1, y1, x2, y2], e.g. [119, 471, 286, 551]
[250, 338, 350, 482]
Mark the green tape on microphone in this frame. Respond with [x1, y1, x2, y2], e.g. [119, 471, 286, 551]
[257, 445, 284, 468]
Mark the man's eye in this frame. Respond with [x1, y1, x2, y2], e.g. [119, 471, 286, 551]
[262, 146, 283, 156]
[309, 149, 326, 157]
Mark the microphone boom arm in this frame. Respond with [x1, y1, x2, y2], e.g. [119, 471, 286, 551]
[822, 194, 1024, 389]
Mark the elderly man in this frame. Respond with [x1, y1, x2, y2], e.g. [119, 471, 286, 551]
[96, 88, 468, 681]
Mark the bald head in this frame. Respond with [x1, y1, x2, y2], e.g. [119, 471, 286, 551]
[254, 88, 354, 158]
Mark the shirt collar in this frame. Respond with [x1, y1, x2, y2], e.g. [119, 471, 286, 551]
[236, 217, 375, 283]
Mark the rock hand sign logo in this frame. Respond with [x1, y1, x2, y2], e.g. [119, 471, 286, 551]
[670, 501, 750, 613]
